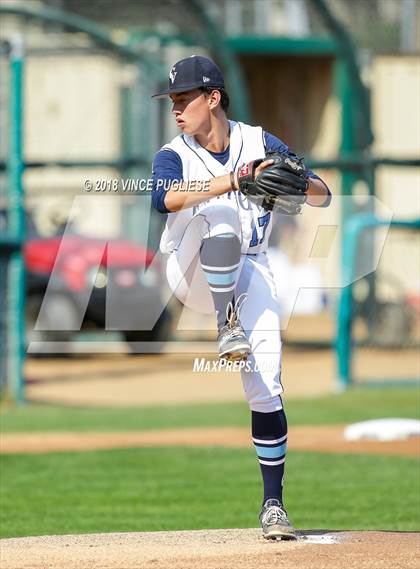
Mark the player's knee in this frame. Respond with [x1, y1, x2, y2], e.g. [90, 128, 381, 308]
[246, 392, 283, 413]
[202, 205, 240, 236]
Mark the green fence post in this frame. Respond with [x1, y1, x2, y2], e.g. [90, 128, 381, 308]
[6, 40, 25, 404]
[336, 215, 364, 390]
[335, 58, 360, 390]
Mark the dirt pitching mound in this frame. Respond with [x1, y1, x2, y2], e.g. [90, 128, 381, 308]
[1, 529, 419, 569]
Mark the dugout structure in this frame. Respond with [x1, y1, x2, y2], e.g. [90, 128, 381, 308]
[0, 0, 419, 402]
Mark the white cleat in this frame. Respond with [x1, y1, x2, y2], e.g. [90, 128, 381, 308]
[217, 294, 251, 362]
[259, 499, 297, 540]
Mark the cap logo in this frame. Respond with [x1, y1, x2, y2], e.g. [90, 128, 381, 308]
[203, 76, 210, 83]
[169, 67, 177, 84]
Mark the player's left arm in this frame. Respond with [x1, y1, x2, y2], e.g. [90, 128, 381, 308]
[306, 177, 331, 208]
[264, 131, 332, 208]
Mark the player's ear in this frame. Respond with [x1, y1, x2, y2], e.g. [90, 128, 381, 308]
[208, 89, 221, 110]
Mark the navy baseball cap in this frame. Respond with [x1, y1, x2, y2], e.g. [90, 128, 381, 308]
[152, 55, 225, 98]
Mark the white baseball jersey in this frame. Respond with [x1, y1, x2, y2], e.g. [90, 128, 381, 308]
[156, 120, 286, 414]
[159, 120, 273, 256]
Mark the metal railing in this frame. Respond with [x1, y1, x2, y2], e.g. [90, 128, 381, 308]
[337, 213, 420, 389]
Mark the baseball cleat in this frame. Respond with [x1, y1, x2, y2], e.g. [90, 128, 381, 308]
[259, 499, 297, 540]
[218, 321, 251, 361]
[217, 293, 251, 361]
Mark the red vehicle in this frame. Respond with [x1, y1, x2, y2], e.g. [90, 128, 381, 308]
[24, 218, 173, 354]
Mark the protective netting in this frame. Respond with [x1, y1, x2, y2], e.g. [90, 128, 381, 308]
[58, 0, 420, 54]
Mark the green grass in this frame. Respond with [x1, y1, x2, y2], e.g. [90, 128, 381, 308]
[1, 388, 419, 538]
[1, 388, 419, 433]
[1, 448, 419, 538]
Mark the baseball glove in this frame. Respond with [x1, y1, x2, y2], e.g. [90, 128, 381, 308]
[237, 151, 309, 215]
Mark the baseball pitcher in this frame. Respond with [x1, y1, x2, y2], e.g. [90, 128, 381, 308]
[151, 55, 331, 539]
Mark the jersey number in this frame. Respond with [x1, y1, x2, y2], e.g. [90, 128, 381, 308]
[249, 212, 271, 247]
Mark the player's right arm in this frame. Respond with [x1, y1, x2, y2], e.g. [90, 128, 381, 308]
[164, 175, 235, 212]
[152, 149, 271, 213]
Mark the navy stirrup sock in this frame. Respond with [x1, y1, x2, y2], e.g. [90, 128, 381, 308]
[199, 233, 241, 330]
[252, 407, 288, 504]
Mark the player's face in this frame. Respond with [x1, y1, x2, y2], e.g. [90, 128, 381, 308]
[170, 90, 210, 135]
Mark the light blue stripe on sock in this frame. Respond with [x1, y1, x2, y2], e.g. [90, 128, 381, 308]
[255, 443, 287, 459]
[203, 269, 238, 285]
